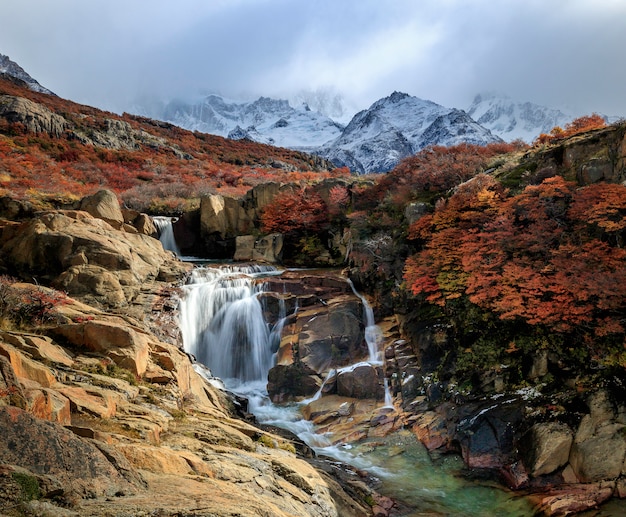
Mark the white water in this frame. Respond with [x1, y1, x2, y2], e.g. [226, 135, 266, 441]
[176, 264, 536, 515]
[152, 216, 181, 256]
[179, 265, 280, 382]
[178, 265, 393, 448]
[348, 279, 383, 363]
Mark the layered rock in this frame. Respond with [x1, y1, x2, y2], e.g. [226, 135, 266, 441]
[0, 207, 190, 310]
[0, 95, 66, 136]
[0, 282, 368, 516]
[265, 271, 370, 402]
[0, 202, 372, 515]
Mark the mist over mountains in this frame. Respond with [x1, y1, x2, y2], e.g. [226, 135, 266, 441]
[136, 90, 572, 174]
[0, 52, 583, 173]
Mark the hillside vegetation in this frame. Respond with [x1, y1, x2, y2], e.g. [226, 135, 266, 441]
[0, 76, 347, 214]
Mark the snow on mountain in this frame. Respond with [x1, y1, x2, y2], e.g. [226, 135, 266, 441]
[136, 90, 503, 174]
[467, 93, 573, 143]
[138, 94, 345, 149]
[0, 54, 54, 95]
[319, 91, 502, 174]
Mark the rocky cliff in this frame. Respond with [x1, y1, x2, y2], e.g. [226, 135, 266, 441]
[0, 191, 374, 517]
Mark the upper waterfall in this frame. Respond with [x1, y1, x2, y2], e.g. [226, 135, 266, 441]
[152, 216, 181, 256]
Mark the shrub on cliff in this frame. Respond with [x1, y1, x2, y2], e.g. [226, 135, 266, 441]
[403, 175, 626, 372]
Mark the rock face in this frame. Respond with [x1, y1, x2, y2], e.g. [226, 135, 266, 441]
[0, 208, 190, 309]
[266, 271, 370, 402]
[0, 406, 144, 499]
[0, 203, 372, 516]
[0, 95, 66, 136]
[0, 282, 368, 516]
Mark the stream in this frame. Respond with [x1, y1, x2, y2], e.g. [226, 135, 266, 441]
[176, 262, 538, 516]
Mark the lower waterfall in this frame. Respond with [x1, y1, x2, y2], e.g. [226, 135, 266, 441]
[177, 264, 535, 516]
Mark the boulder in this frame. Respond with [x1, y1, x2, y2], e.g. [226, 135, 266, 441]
[455, 397, 525, 469]
[0, 406, 143, 499]
[267, 363, 321, 403]
[79, 189, 124, 227]
[0, 210, 190, 307]
[521, 422, 573, 477]
[336, 363, 384, 400]
[568, 390, 626, 482]
[53, 320, 150, 377]
[290, 297, 365, 373]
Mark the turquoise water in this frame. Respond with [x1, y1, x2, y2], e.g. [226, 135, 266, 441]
[352, 430, 536, 517]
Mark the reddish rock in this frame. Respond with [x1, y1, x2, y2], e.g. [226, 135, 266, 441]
[0, 406, 144, 499]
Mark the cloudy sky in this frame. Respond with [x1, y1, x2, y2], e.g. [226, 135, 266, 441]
[2, 0, 625, 119]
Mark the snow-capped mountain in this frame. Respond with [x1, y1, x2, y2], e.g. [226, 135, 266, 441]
[139, 95, 345, 149]
[467, 93, 573, 143]
[318, 91, 502, 174]
[138, 91, 502, 174]
[0, 54, 54, 95]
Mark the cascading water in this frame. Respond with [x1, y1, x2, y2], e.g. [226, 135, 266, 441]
[152, 216, 181, 256]
[179, 265, 279, 384]
[348, 279, 383, 363]
[177, 264, 535, 516]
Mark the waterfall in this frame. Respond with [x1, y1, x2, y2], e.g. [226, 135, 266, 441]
[179, 265, 279, 383]
[152, 216, 181, 256]
[348, 280, 383, 363]
[175, 264, 535, 515]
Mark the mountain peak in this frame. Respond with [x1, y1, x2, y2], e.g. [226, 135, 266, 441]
[0, 54, 55, 95]
[467, 93, 573, 142]
[388, 91, 410, 103]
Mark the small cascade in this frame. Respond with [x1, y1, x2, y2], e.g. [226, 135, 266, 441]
[383, 377, 394, 408]
[304, 368, 336, 403]
[179, 265, 279, 383]
[176, 264, 536, 515]
[348, 280, 383, 363]
[152, 216, 181, 256]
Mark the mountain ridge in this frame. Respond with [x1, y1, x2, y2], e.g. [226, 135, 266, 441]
[139, 90, 504, 174]
[0, 53, 54, 96]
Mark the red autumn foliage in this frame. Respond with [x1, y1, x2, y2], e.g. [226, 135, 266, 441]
[260, 188, 329, 234]
[404, 175, 626, 337]
[381, 142, 525, 199]
[0, 77, 345, 211]
[534, 114, 606, 145]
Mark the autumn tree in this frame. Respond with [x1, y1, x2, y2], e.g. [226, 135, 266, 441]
[260, 188, 329, 234]
[404, 175, 626, 349]
[534, 113, 606, 145]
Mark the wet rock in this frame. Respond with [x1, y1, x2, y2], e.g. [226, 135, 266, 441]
[267, 363, 321, 402]
[455, 397, 525, 469]
[336, 363, 385, 400]
[534, 481, 615, 516]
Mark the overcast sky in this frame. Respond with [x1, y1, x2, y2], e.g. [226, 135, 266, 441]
[2, 0, 625, 119]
